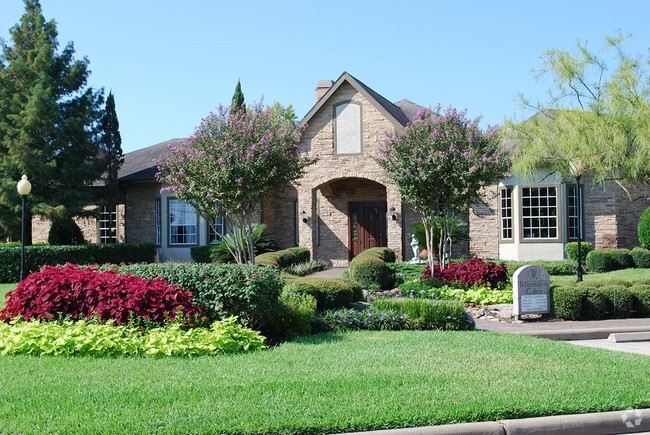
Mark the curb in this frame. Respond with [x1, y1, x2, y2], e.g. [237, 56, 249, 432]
[520, 326, 650, 341]
[341, 408, 650, 435]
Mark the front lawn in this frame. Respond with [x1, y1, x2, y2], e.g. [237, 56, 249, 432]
[0, 283, 16, 310]
[551, 268, 650, 284]
[1, 331, 649, 433]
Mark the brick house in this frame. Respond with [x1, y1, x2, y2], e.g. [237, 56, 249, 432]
[56, 72, 650, 264]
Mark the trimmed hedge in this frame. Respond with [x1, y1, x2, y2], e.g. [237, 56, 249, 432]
[283, 277, 363, 311]
[256, 247, 310, 268]
[638, 207, 650, 248]
[356, 247, 396, 263]
[630, 247, 650, 269]
[118, 263, 283, 332]
[585, 249, 633, 273]
[349, 248, 396, 290]
[0, 243, 156, 283]
[629, 285, 650, 315]
[600, 285, 634, 318]
[564, 242, 593, 265]
[551, 286, 583, 320]
[190, 246, 211, 263]
[504, 260, 576, 276]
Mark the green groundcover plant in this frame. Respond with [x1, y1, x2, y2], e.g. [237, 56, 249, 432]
[0, 316, 265, 357]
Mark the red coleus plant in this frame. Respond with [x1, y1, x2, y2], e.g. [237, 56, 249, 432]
[421, 257, 509, 289]
[1, 264, 200, 325]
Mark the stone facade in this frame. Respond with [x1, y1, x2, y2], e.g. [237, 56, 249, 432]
[32, 205, 125, 244]
[469, 185, 500, 259]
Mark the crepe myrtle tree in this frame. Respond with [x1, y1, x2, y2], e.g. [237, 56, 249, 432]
[156, 101, 316, 264]
[375, 106, 510, 270]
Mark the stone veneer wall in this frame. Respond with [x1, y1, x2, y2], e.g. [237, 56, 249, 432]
[31, 205, 125, 244]
[262, 185, 298, 249]
[469, 185, 499, 259]
[295, 82, 403, 266]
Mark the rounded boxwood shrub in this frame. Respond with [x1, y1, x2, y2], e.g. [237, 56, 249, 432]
[609, 249, 634, 270]
[638, 207, 650, 249]
[283, 277, 363, 311]
[580, 287, 607, 320]
[256, 247, 310, 268]
[359, 247, 396, 263]
[599, 285, 634, 318]
[564, 242, 593, 265]
[585, 250, 617, 273]
[552, 286, 584, 320]
[349, 255, 395, 289]
[630, 247, 650, 269]
[628, 285, 650, 315]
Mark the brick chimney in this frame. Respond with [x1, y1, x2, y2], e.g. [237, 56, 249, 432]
[315, 79, 333, 102]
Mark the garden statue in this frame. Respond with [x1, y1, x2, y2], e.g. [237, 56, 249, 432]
[410, 234, 420, 262]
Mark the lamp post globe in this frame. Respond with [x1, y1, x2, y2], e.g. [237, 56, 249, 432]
[17, 175, 32, 281]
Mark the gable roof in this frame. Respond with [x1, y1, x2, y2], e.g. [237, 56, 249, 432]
[300, 72, 422, 130]
[118, 138, 185, 182]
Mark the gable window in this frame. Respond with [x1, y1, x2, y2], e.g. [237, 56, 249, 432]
[169, 199, 197, 245]
[99, 204, 117, 244]
[500, 187, 513, 240]
[566, 184, 581, 241]
[334, 101, 362, 154]
[521, 186, 558, 239]
[154, 198, 162, 246]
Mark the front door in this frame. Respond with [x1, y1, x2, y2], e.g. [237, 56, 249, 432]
[348, 202, 387, 260]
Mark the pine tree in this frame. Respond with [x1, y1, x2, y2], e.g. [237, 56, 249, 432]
[0, 0, 107, 243]
[231, 79, 245, 113]
[99, 92, 123, 196]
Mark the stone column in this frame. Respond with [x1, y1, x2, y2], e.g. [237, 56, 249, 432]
[297, 185, 315, 259]
[386, 184, 403, 261]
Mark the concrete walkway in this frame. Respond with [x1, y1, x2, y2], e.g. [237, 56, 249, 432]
[303, 267, 347, 279]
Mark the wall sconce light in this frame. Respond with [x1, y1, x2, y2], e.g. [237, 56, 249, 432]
[389, 206, 397, 221]
[301, 210, 308, 223]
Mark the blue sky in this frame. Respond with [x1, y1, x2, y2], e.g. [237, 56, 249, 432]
[1, 1, 649, 153]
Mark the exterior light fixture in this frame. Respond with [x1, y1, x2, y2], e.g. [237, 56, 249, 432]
[389, 206, 397, 221]
[301, 210, 308, 223]
[17, 175, 32, 281]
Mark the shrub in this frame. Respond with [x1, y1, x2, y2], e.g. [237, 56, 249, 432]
[372, 298, 474, 330]
[630, 247, 650, 269]
[358, 247, 396, 263]
[552, 286, 583, 320]
[564, 242, 593, 265]
[585, 250, 617, 273]
[268, 286, 317, 340]
[0, 317, 265, 357]
[0, 264, 199, 325]
[283, 277, 363, 310]
[504, 260, 576, 276]
[118, 263, 283, 331]
[255, 247, 310, 268]
[422, 258, 509, 289]
[0, 243, 156, 283]
[638, 207, 650, 249]
[349, 255, 395, 289]
[436, 285, 513, 305]
[609, 249, 634, 270]
[48, 216, 86, 245]
[190, 246, 211, 263]
[313, 307, 411, 332]
[599, 286, 634, 318]
[628, 285, 650, 314]
[580, 287, 607, 320]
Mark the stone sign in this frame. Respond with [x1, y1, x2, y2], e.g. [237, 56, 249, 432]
[513, 265, 551, 318]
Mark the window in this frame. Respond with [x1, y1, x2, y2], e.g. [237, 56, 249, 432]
[208, 216, 225, 243]
[99, 204, 117, 243]
[154, 198, 162, 246]
[334, 102, 362, 154]
[500, 188, 513, 240]
[566, 184, 581, 241]
[521, 186, 558, 239]
[169, 199, 197, 245]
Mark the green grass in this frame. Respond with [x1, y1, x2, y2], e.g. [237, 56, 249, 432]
[0, 283, 16, 310]
[551, 268, 650, 285]
[0, 331, 649, 433]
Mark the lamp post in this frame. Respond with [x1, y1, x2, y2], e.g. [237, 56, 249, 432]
[569, 161, 584, 282]
[17, 175, 32, 281]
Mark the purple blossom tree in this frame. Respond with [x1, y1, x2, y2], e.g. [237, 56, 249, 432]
[375, 106, 510, 270]
[156, 101, 316, 264]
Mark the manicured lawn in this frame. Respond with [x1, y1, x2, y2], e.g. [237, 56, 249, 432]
[0, 331, 649, 433]
[0, 283, 16, 310]
[551, 268, 650, 285]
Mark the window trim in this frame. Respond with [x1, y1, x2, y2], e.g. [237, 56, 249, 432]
[167, 198, 198, 247]
[154, 198, 162, 246]
[499, 186, 514, 243]
[98, 204, 118, 244]
[518, 184, 562, 243]
[333, 100, 363, 156]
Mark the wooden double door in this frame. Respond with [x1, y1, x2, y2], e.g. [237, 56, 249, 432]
[348, 201, 387, 260]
